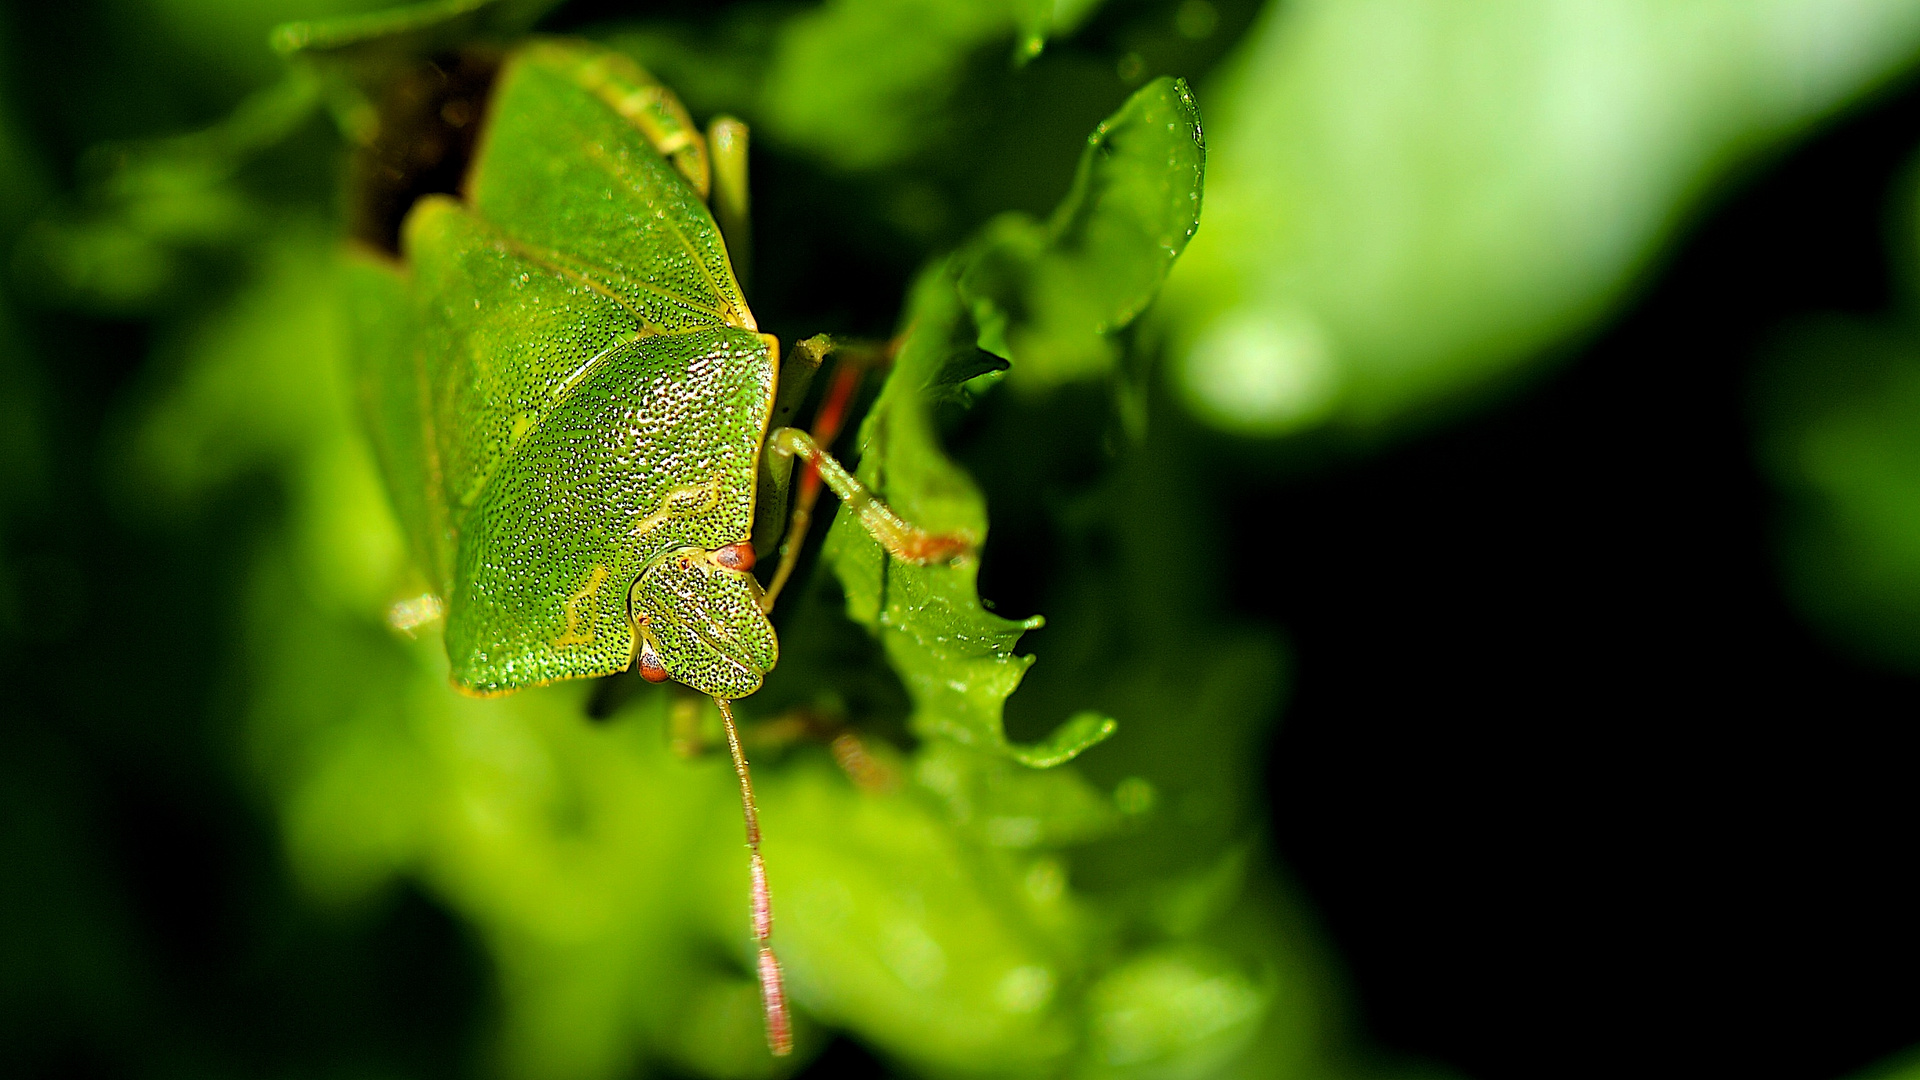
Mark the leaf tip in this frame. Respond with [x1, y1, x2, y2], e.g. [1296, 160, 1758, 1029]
[1011, 710, 1118, 769]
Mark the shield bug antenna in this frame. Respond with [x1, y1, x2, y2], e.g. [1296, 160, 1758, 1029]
[715, 696, 793, 1057]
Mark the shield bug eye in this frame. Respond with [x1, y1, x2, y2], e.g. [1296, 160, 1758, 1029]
[713, 541, 754, 571]
[637, 637, 670, 683]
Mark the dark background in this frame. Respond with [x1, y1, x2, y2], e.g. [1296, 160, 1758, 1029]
[1259, 61, 1920, 1080]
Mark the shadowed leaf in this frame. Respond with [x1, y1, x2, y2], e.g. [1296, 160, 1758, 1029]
[958, 76, 1206, 387]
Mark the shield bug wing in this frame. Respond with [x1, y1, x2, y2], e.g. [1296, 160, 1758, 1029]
[343, 251, 457, 596]
[465, 41, 745, 330]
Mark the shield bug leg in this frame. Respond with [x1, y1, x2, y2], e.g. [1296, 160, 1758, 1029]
[829, 730, 900, 794]
[667, 693, 840, 759]
[555, 43, 710, 196]
[714, 696, 794, 1057]
[665, 692, 716, 757]
[708, 116, 751, 289]
[750, 335, 832, 572]
[765, 425, 977, 581]
[704, 700, 900, 792]
[760, 353, 866, 609]
[386, 592, 446, 636]
[759, 335, 937, 609]
[765, 333, 831, 436]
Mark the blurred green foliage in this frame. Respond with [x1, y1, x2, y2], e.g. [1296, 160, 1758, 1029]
[1755, 171, 1920, 673]
[1757, 316, 1920, 671]
[1157, 0, 1920, 439]
[762, 0, 1077, 170]
[0, 103, 47, 633]
[8, 1, 1920, 1078]
[1856, 1046, 1920, 1080]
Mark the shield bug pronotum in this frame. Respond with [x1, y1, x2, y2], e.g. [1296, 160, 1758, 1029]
[338, 36, 970, 1056]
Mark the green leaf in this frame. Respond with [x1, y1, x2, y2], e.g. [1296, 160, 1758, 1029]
[817, 78, 1209, 766]
[270, 0, 561, 59]
[1011, 0, 1106, 64]
[1083, 947, 1270, 1077]
[822, 266, 1114, 768]
[913, 741, 1129, 849]
[1004, 710, 1117, 768]
[124, 227, 347, 499]
[956, 76, 1204, 387]
[13, 70, 322, 313]
[759, 0, 1107, 169]
[269, 0, 565, 147]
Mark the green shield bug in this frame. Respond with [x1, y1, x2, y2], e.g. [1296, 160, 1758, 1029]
[338, 37, 970, 1056]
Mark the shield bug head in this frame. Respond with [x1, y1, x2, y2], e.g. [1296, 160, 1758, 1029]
[630, 546, 778, 699]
